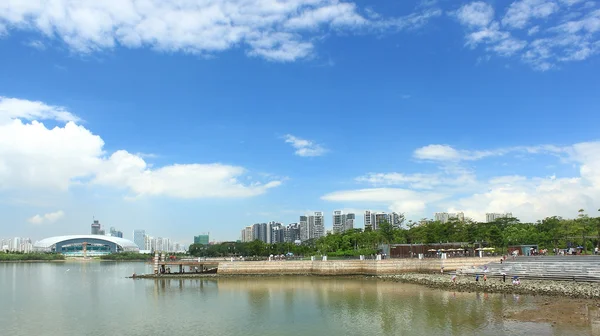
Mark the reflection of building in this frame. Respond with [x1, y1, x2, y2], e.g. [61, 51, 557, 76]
[434, 212, 465, 224]
[194, 234, 209, 245]
[486, 213, 513, 223]
[34, 235, 139, 256]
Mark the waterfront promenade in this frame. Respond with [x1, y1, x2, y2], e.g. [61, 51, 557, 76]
[135, 256, 496, 278]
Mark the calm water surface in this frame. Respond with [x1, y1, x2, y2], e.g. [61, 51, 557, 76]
[1, 262, 598, 336]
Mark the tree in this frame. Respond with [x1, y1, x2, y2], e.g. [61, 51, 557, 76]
[378, 221, 395, 244]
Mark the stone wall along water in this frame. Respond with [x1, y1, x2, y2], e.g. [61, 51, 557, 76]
[216, 257, 496, 276]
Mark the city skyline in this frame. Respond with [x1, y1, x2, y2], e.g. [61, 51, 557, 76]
[1, 1, 599, 243]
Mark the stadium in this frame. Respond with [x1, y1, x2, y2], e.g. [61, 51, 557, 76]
[34, 235, 139, 256]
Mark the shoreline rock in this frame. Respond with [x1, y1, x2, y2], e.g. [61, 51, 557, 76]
[379, 273, 600, 299]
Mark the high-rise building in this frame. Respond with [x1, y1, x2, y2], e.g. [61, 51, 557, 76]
[344, 213, 355, 232]
[258, 223, 268, 243]
[373, 212, 388, 230]
[299, 216, 309, 241]
[333, 210, 344, 234]
[252, 223, 261, 241]
[194, 234, 209, 245]
[91, 220, 101, 235]
[434, 212, 465, 224]
[387, 212, 404, 229]
[309, 212, 324, 239]
[242, 226, 253, 242]
[284, 223, 301, 243]
[486, 212, 513, 223]
[133, 230, 146, 250]
[364, 211, 373, 230]
[271, 224, 284, 244]
[110, 227, 123, 238]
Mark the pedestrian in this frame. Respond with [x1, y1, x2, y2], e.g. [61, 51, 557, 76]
[483, 274, 487, 282]
[475, 274, 479, 282]
[502, 272, 506, 282]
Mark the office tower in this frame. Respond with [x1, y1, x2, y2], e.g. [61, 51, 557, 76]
[133, 230, 146, 250]
[486, 212, 513, 223]
[91, 220, 101, 235]
[364, 211, 373, 230]
[309, 212, 324, 239]
[299, 216, 309, 241]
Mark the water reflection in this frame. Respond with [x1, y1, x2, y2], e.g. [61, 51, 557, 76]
[147, 277, 597, 335]
[2, 262, 599, 336]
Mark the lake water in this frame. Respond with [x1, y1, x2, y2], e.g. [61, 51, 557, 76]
[1, 261, 598, 336]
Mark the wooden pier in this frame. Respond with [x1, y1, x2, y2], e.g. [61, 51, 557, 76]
[151, 252, 219, 275]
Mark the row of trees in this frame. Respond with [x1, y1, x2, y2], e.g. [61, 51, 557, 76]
[187, 209, 600, 257]
[0, 252, 65, 261]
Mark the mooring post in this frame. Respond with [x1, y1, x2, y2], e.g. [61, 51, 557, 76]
[154, 251, 159, 275]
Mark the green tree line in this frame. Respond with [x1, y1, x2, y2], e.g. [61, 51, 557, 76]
[188, 209, 600, 257]
[0, 252, 65, 261]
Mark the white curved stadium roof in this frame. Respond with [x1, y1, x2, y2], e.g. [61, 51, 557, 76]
[34, 235, 139, 249]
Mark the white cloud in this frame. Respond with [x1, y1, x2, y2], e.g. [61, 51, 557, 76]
[502, 0, 560, 29]
[455, 1, 600, 69]
[323, 141, 600, 222]
[322, 188, 446, 214]
[413, 143, 566, 162]
[284, 134, 327, 157]
[0, 0, 441, 62]
[454, 2, 495, 27]
[28, 210, 65, 224]
[0, 97, 281, 199]
[0, 96, 80, 124]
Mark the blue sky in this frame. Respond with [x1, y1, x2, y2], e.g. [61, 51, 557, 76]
[1, 0, 599, 244]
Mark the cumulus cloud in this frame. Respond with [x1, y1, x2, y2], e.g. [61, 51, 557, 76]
[455, 1, 600, 70]
[0, 0, 442, 62]
[0, 97, 281, 198]
[0, 96, 80, 123]
[28, 210, 65, 224]
[284, 134, 327, 157]
[323, 141, 600, 222]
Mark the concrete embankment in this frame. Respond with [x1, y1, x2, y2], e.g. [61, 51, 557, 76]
[216, 257, 496, 276]
[380, 274, 600, 299]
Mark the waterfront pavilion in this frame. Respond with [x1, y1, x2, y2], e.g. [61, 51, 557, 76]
[34, 235, 139, 256]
